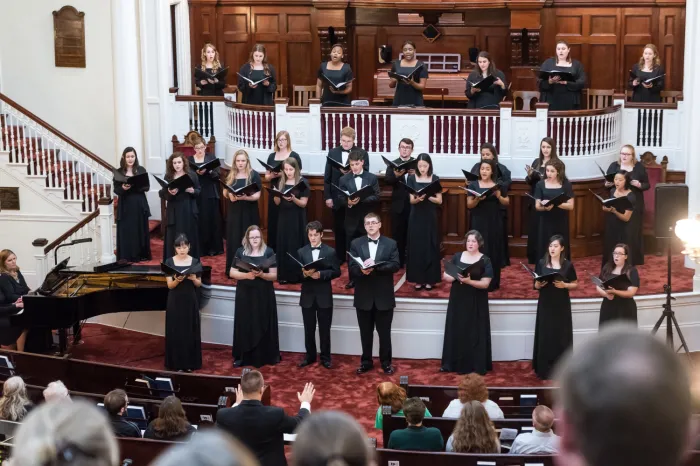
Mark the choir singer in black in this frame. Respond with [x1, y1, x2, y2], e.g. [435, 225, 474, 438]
[348, 213, 400, 375]
[296, 221, 341, 369]
[538, 40, 586, 111]
[465, 51, 507, 109]
[628, 44, 665, 103]
[384, 138, 416, 268]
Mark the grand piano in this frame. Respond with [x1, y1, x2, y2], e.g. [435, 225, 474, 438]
[17, 258, 212, 354]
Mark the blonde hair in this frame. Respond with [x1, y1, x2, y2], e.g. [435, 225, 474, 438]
[619, 144, 638, 166]
[0, 376, 31, 422]
[11, 400, 119, 466]
[275, 131, 293, 152]
[226, 149, 253, 185]
[0, 249, 17, 275]
[450, 401, 500, 453]
[201, 43, 222, 72]
[242, 225, 267, 256]
[340, 126, 355, 140]
[277, 157, 302, 191]
[639, 44, 661, 69]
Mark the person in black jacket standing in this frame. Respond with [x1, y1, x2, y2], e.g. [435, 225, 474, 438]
[217, 370, 315, 466]
[348, 212, 400, 375]
[323, 126, 369, 265]
[384, 138, 415, 268]
[187, 137, 223, 256]
[296, 221, 341, 369]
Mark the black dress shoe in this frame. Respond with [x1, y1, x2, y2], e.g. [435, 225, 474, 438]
[438, 367, 449, 373]
[297, 358, 315, 368]
[233, 360, 243, 368]
[345, 280, 355, 289]
[321, 361, 332, 369]
[279, 280, 288, 285]
[383, 365, 395, 375]
[356, 364, 373, 374]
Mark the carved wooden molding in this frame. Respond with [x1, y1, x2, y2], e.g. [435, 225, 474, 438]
[53, 6, 86, 68]
[318, 27, 350, 63]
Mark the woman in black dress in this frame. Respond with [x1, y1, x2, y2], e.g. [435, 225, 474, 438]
[316, 44, 353, 106]
[224, 150, 262, 275]
[229, 225, 279, 368]
[466, 51, 507, 109]
[606, 144, 649, 265]
[274, 158, 309, 284]
[159, 153, 201, 260]
[534, 159, 574, 260]
[237, 44, 277, 105]
[467, 159, 509, 291]
[389, 41, 429, 107]
[164, 234, 202, 372]
[114, 147, 151, 262]
[525, 137, 561, 264]
[0, 250, 28, 351]
[601, 171, 636, 266]
[440, 230, 493, 375]
[406, 153, 442, 290]
[629, 44, 665, 103]
[187, 138, 223, 257]
[264, 131, 302, 252]
[532, 235, 577, 380]
[196, 43, 227, 97]
[538, 40, 586, 111]
[597, 243, 640, 327]
[469, 143, 512, 266]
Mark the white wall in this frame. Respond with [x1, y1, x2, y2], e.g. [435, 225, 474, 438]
[0, 0, 117, 164]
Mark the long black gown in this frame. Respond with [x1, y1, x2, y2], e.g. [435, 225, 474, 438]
[159, 172, 201, 260]
[606, 162, 649, 265]
[470, 162, 512, 266]
[537, 58, 586, 111]
[232, 247, 280, 367]
[391, 60, 429, 107]
[224, 171, 262, 274]
[164, 257, 202, 371]
[532, 259, 576, 379]
[265, 151, 302, 252]
[0, 289, 22, 346]
[406, 175, 441, 285]
[188, 153, 223, 257]
[599, 267, 640, 327]
[275, 179, 310, 283]
[466, 69, 507, 109]
[526, 160, 545, 264]
[467, 181, 506, 290]
[602, 190, 637, 266]
[237, 63, 277, 105]
[628, 64, 665, 103]
[196, 65, 227, 97]
[441, 253, 494, 375]
[318, 62, 353, 106]
[534, 180, 573, 261]
[0, 273, 29, 346]
[114, 166, 152, 262]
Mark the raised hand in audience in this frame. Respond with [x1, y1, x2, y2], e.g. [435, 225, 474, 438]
[298, 382, 315, 404]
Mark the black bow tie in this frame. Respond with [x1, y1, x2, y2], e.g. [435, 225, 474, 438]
[368, 238, 378, 244]
[354, 174, 363, 178]
[310, 246, 321, 251]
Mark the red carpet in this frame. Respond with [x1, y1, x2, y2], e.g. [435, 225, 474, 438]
[146, 235, 694, 299]
[73, 324, 549, 445]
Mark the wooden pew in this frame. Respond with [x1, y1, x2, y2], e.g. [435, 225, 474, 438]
[376, 449, 555, 466]
[119, 438, 181, 466]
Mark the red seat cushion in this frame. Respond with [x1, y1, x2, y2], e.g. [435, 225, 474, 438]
[643, 166, 663, 231]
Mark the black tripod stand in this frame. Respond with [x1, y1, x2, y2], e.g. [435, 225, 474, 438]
[651, 232, 691, 358]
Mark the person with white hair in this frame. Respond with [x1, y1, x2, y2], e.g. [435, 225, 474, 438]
[151, 429, 259, 466]
[43, 381, 70, 403]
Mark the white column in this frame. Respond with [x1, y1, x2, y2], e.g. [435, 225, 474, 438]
[98, 200, 117, 264]
[682, 0, 700, 290]
[32, 239, 48, 286]
[172, 0, 192, 95]
[111, 0, 144, 163]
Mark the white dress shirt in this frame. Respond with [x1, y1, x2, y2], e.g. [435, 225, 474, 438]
[368, 236, 379, 260]
[509, 430, 560, 455]
[354, 171, 364, 191]
[442, 398, 504, 420]
[311, 245, 321, 261]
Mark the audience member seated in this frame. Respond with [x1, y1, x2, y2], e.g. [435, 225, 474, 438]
[445, 400, 500, 453]
[554, 325, 691, 466]
[216, 370, 315, 466]
[144, 395, 196, 441]
[151, 430, 260, 466]
[442, 373, 503, 419]
[388, 397, 444, 451]
[509, 405, 559, 454]
[292, 411, 375, 466]
[10, 400, 119, 466]
[104, 388, 142, 438]
[43, 380, 71, 403]
[0, 376, 32, 422]
[374, 381, 431, 429]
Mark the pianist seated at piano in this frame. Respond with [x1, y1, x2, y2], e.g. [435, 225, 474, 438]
[465, 51, 507, 109]
[389, 40, 429, 107]
[0, 249, 29, 351]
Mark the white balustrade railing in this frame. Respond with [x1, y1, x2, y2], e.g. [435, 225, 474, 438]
[621, 101, 684, 171]
[320, 109, 391, 153]
[429, 113, 500, 155]
[548, 106, 621, 157]
[227, 103, 275, 151]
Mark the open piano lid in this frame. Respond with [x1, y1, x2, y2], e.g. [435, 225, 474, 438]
[37, 257, 72, 296]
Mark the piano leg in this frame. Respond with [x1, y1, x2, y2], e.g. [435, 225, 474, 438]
[58, 328, 67, 355]
[73, 322, 82, 345]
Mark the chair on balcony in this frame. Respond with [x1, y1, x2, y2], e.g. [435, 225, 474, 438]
[513, 91, 540, 111]
[660, 91, 682, 103]
[585, 89, 614, 109]
[425, 87, 447, 108]
[235, 85, 284, 103]
[640, 151, 669, 254]
[292, 85, 318, 106]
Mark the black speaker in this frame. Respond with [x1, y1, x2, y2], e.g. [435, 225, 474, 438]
[654, 183, 688, 238]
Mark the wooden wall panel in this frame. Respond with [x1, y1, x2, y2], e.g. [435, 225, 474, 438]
[353, 27, 378, 100]
[217, 6, 251, 83]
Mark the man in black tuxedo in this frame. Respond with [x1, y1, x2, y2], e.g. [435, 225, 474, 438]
[216, 370, 315, 466]
[348, 212, 400, 375]
[296, 220, 341, 369]
[384, 137, 416, 268]
[323, 126, 369, 264]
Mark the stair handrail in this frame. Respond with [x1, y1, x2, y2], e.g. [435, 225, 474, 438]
[43, 208, 100, 255]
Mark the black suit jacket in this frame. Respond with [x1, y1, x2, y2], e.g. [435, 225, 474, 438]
[323, 146, 369, 208]
[348, 236, 400, 310]
[217, 400, 309, 466]
[297, 243, 341, 308]
[384, 157, 414, 215]
[337, 171, 381, 231]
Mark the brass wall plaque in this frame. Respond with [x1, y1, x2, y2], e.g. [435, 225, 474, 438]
[53, 6, 86, 68]
[0, 187, 20, 211]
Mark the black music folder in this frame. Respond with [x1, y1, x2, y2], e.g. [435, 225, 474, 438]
[467, 74, 497, 90]
[160, 262, 203, 278]
[152, 174, 194, 192]
[399, 180, 442, 198]
[257, 159, 283, 173]
[220, 180, 260, 197]
[190, 158, 221, 172]
[462, 169, 479, 182]
[590, 272, 633, 290]
[321, 74, 354, 90]
[113, 170, 149, 190]
[388, 64, 424, 81]
[589, 190, 633, 213]
[326, 155, 351, 171]
[265, 180, 307, 199]
[521, 263, 566, 284]
[332, 183, 375, 202]
[347, 253, 386, 270]
[443, 258, 485, 280]
[381, 155, 416, 172]
[534, 69, 576, 82]
[236, 72, 270, 86]
[595, 162, 616, 182]
[287, 252, 327, 271]
[526, 192, 570, 208]
[234, 254, 277, 272]
[463, 184, 500, 198]
[195, 67, 229, 81]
